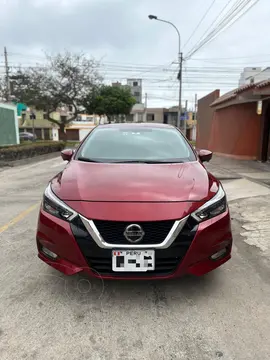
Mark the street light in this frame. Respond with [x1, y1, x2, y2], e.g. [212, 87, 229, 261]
[148, 14, 185, 134]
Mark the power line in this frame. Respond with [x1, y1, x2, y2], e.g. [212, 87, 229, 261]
[185, 0, 236, 57]
[191, 54, 270, 60]
[185, 0, 260, 60]
[187, 0, 260, 59]
[183, 0, 217, 50]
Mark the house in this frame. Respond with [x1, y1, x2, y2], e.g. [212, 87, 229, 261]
[196, 80, 270, 161]
[19, 109, 55, 140]
[19, 106, 102, 142]
[127, 79, 142, 104]
[239, 67, 270, 86]
[53, 114, 100, 141]
[129, 105, 196, 140]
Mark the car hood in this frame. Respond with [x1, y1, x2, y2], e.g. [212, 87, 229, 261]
[51, 160, 218, 203]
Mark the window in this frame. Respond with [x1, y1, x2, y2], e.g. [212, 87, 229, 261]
[43, 113, 48, 120]
[147, 114, 155, 121]
[76, 126, 196, 163]
[134, 91, 140, 97]
[133, 81, 138, 86]
[68, 105, 73, 112]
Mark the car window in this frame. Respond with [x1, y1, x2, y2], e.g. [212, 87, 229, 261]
[76, 127, 196, 163]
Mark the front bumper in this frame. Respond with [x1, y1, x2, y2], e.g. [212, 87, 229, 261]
[36, 208, 233, 279]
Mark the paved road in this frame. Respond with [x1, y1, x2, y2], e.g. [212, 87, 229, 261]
[0, 157, 270, 360]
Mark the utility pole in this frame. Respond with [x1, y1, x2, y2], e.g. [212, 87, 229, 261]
[194, 93, 198, 120]
[177, 52, 183, 132]
[148, 15, 185, 134]
[185, 100, 188, 112]
[144, 93, 148, 122]
[4, 47, 11, 102]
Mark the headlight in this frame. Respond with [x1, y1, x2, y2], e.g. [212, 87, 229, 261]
[42, 183, 78, 221]
[191, 185, 227, 223]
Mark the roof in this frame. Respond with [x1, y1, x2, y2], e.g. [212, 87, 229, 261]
[100, 122, 175, 129]
[211, 79, 270, 107]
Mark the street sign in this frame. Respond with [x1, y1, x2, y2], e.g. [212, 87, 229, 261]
[180, 112, 189, 120]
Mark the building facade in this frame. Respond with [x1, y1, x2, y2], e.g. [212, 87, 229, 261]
[239, 67, 270, 86]
[197, 81, 270, 161]
[127, 79, 142, 104]
[129, 105, 196, 140]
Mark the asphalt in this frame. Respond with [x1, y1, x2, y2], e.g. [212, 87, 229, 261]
[0, 156, 270, 360]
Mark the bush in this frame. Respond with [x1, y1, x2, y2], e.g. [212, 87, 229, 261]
[0, 141, 65, 161]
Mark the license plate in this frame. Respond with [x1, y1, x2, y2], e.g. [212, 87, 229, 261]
[112, 250, 155, 272]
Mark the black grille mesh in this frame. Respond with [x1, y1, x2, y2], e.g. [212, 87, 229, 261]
[93, 219, 174, 245]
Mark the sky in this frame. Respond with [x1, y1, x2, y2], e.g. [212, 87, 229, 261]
[0, 0, 269, 108]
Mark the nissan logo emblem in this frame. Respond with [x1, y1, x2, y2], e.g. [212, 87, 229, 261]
[124, 224, 145, 243]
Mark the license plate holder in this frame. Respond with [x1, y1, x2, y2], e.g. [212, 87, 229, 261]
[112, 250, 155, 272]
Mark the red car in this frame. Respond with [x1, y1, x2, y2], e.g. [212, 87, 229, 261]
[36, 123, 232, 279]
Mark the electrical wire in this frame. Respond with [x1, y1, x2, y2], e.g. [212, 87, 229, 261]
[182, 0, 217, 50]
[185, 0, 260, 60]
[185, 0, 236, 57]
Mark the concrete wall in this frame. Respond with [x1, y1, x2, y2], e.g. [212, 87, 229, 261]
[209, 102, 262, 159]
[146, 108, 164, 123]
[191, 125, 196, 141]
[196, 90, 220, 149]
[0, 103, 19, 146]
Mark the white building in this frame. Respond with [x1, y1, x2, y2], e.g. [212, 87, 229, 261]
[127, 79, 142, 104]
[239, 67, 270, 86]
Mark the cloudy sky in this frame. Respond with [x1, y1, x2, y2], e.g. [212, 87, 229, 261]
[0, 0, 269, 108]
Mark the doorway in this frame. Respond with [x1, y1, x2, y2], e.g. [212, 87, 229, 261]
[261, 101, 270, 162]
[163, 113, 168, 124]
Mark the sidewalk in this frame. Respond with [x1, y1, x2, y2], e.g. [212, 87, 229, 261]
[205, 155, 270, 185]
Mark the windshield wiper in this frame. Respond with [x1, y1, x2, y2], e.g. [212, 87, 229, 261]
[144, 160, 185, 164]
[111, 160, 185, 164]
[77, 157, 103, 163]
[77, 157, 185, 164]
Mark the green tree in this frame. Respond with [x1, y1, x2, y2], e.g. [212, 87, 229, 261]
[1, 51, 102, 139]
[83, 85, 136, 123]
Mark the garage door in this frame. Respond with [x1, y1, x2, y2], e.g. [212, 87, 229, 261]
[59, 129, 80, 141]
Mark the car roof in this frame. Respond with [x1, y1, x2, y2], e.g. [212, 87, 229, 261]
[99, 123, 176, 129]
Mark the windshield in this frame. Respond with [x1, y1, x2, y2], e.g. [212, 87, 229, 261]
[76, 126, 196, 163]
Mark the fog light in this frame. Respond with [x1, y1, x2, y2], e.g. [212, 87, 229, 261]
[42, 246, 58, 260]
[210, 248, 227, 261]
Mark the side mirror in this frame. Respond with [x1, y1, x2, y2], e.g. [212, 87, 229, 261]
[197, 149, 213, 163]
[61, 149, 74, 162]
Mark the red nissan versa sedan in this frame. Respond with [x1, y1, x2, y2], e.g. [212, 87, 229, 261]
[36, 123, 232, 279]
